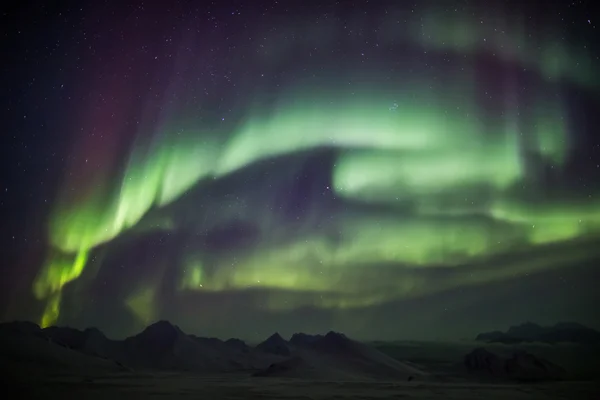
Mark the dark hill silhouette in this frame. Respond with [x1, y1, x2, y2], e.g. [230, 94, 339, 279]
[0, 321, 428, 380]
[129, 320, 183, 346]
[311, 331, 426, 379]
[0, 320, 44, 336]
[42, 325, 123, 363]
[289, 332, 323, 347]
[0, 321, 125, 374]
[464, 348, 505, 376]
[44, 326, 107, 350]
[255, 330, 427, 380]
[255, 332, 291, 356]
[122, 321, 276, 371]
[506, 322, 545, 339]
[312, 331, 354, 353]
[1, 321, 279, 373]
[464, 347, 566, 382]
[224, 338, 250, 352]
[122, 320, 198, 369]
[505, 351, 566, 382]
[476, 322, 600, 344]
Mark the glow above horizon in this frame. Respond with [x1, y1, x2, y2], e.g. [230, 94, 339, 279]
[30, 4, 600, 329]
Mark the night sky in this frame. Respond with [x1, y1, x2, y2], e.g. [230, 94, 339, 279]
[1, 0, 599, 341]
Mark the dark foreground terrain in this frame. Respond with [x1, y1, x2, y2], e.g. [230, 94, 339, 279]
[2, 321, 599, 399]
[6, 371, 600, 400]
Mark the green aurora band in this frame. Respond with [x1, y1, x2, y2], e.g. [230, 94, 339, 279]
[32, 10, 600, 327]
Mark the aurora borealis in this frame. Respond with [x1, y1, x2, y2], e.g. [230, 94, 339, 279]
[2, 0, 599, 340]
